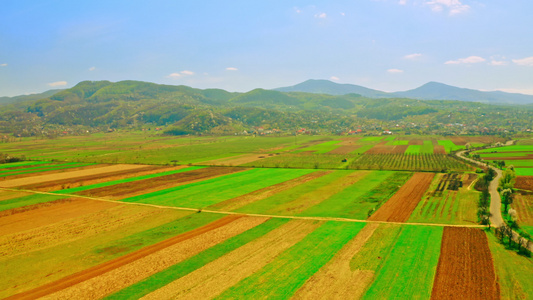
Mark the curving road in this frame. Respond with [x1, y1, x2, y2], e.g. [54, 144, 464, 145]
[457, 142, 532, 251]
[456, 149, 504, 227]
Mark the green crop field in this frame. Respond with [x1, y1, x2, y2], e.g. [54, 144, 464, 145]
[438, 140, 464, 153]
[350, 153, 471, 171]
[122, 168, 315, 208]
[216, 221, 365, 299]
[362, 225, 443, 299]
[293, 140, 342, 153]
[409, 174, 479, 225]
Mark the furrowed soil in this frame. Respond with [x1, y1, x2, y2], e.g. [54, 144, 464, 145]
[434, 145, 446, 154]
[292, 223, 379, 300]
[431, 227, 500, 300]
[0, 198, 119, 235]
[515, 176, 533, 191]
[514, 194, 533, 225]
[77, 167, 245, 199]
[196, 154, 269, 166]
[142, 219, 321, 300]
[208, 171, 330, 211]
[0, 164, 151, 188]
[18, 165, 178, 192]
[369, 172, 435, 222]
[6, 215, 263, 300]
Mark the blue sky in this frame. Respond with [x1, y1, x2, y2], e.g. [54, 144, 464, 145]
[1, 0, 532, 96]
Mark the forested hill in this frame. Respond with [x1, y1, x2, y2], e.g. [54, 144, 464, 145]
[0, 80, 532, 137]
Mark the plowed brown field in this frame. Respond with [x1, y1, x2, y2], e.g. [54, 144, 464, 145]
[0, 164, 151, 188]
[409, 139, 424, 145]
[77, 167, 245, 199]
[433, 145, 446, 154]
[0, 164, 106, 181]
[516, 176, 533, 191]
[366, 145, 395, 154]
[392, 145, 408, 154]
[431, 227, 500, 300]
[368, 172, 435, 222]
[514, 194, 533, 225]
[5, 215, 252, 300]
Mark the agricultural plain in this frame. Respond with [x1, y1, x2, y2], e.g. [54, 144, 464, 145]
[0, 133, 531, 299]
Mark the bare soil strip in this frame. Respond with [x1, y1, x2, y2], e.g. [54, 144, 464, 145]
[366, 145, 395, 154]
[431, 227, 500, 300]
[42, 216, 267, 300]
[18, 165, 177, 192]
[0, 164, 152, 188]
[0, 203, 166, 258]
[392, 145, 408, 154]
[77, 167, 245, 199]
[5, 215, 254, 300]
[409, 139, 424, 145]
[328, 145, 361, 154]
[0, 198, 119, 235]
[369, 173, 435, 222]
[197, 154, 269, 166]
[209, 171, 331, 211]
[292, 223, 379, 300]
[142, 219, 321, 300]
[515, 176, 533, 191]
[433, 145, 446, 154]
[0, 163, 105, 181]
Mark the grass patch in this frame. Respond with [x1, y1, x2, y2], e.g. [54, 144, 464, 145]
[216, 221, 365, 299]
[105, 218, 290, 300]
[293, 141, 342, 154]
[362, 225, 443, 299]
[122, 168, 315, 208]
[515, 168, 533, 176]
[487, 231, 533, 299]
[350, 223, 403, 271]
[0, 161, 52, 169]
[405, 145, 421, 154]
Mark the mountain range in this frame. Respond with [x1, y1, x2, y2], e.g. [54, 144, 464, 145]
[274, 79, 533, 105]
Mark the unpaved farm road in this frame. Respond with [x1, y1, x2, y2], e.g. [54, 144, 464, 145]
[0, 187, 486, 229]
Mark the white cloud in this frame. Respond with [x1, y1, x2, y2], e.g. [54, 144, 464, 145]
[180, 70, 194, 75]
[425, 0, 470, 15]
[167, 73, 182, 78]
[404, 53, 422, 60]
[89, 66, 96, 71]
[445, 56, 486, 64]
[340, 12, 345, 16]
[387, 69, 404, 74]
[489, 60, 507, 66]
[398, 0, 407, 5]
[48, 81, 67, 87]
[330, 76, 340, 81]
[315, 12, 327, 19]
[0, 63, 7, 67]
[512, 56, 533, 66]
[226, 67, 238, 71]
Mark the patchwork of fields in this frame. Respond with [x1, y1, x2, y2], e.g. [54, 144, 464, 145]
[0, 156, 529, 299]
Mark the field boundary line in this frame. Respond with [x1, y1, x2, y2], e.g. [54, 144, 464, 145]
[0, 187, 487, 228]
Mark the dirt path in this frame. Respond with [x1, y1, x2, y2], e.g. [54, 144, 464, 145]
[0, 187, 488, 229]
[0, 198, 119, 235]
[431, 227, 500, 300]
[0, 164, 152, 188]
[369, 173, 435, 222]
[5, 215, 253, 300]
[141, 219, 321, 300]
[292, 223, 379, 299]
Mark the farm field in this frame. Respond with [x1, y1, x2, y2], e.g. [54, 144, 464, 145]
[0, 134, 530, 299]
[409, 173, 479, 225]
[474, 140, 533, 175]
